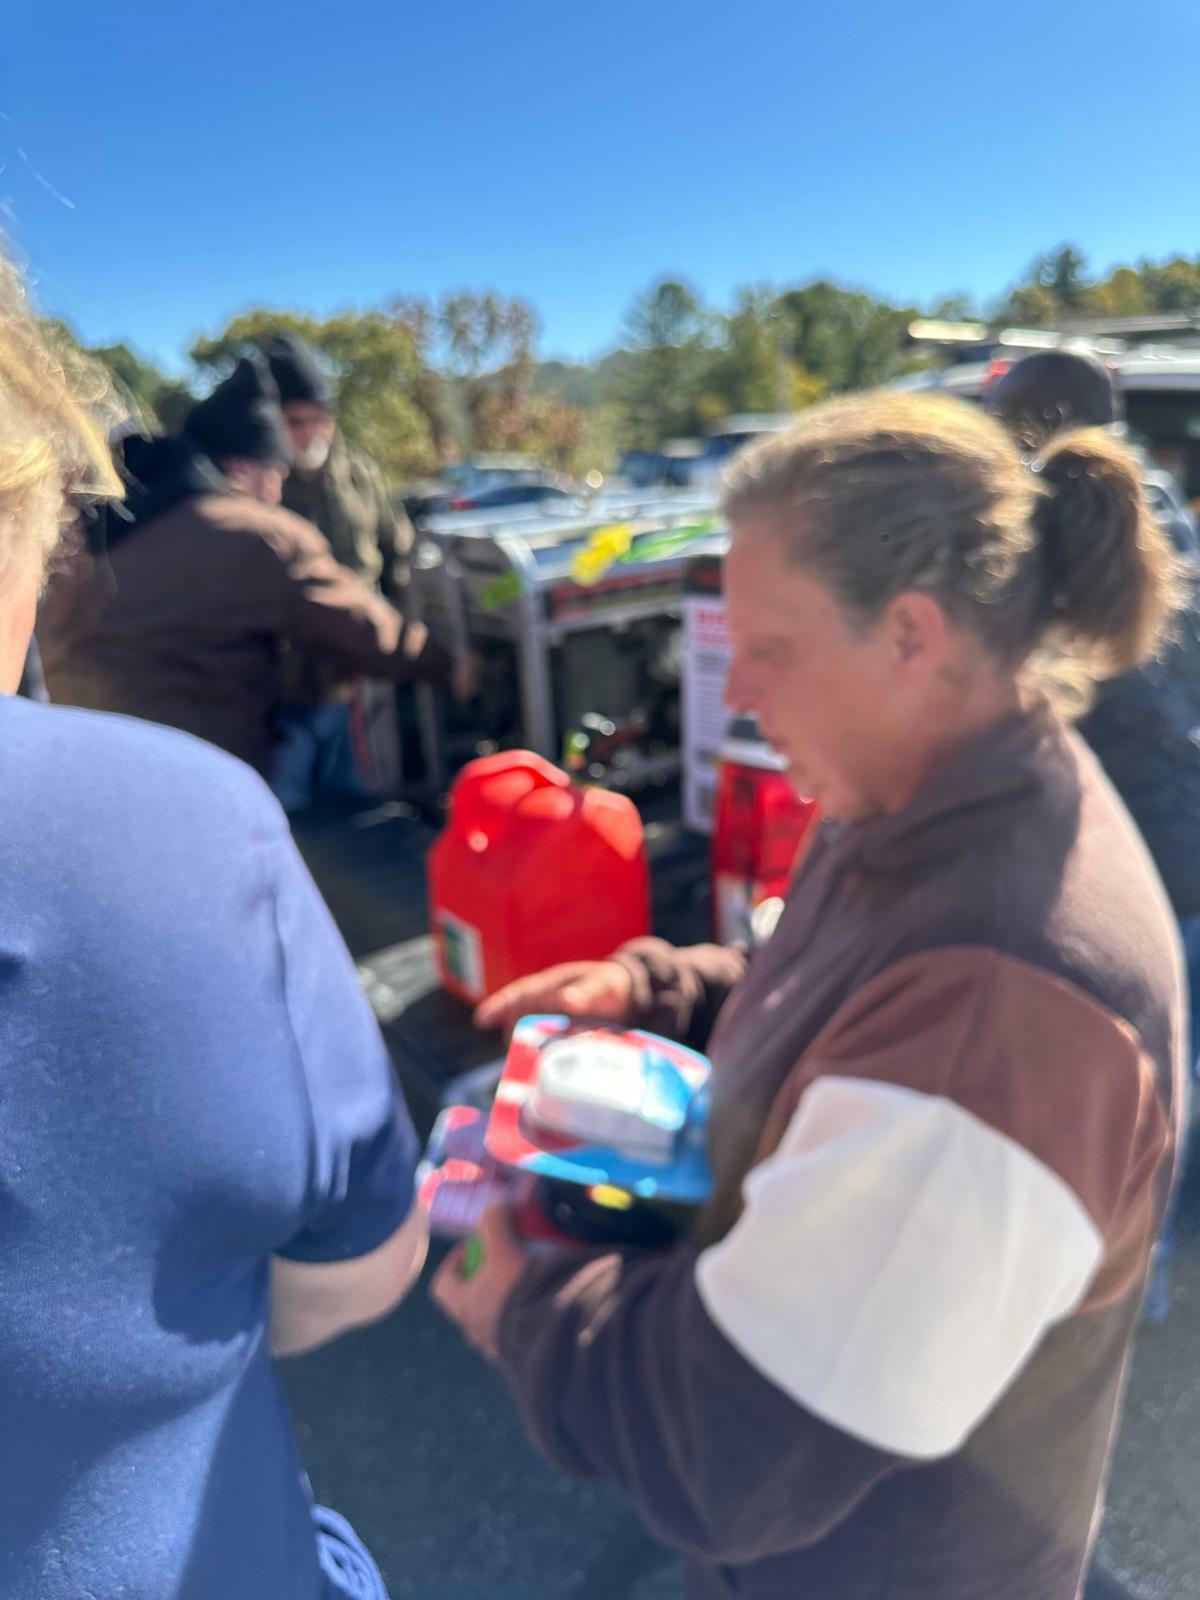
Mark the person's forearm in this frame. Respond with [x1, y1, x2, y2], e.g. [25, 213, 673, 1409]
[271, 1209, 429, 1358]
[283, 540, 453, 687]
[497, 1245, 900, 1562]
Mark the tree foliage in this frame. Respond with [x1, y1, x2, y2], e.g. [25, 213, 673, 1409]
[54, 246, 1200, 489]
[598, 275, 916, 448]
[607, 278, 713, 447]
[187, 292, 572, 480]
[775, 281, 916, 392]
[997, 246, 1200, 325]
[191, 307, 440, 481]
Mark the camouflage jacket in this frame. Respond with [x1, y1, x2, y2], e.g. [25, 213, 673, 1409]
[280, 434, 417, 702]
[282, 433, 413, 599]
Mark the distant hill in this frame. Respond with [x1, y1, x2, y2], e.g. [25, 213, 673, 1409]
[532, 350, 637, 410]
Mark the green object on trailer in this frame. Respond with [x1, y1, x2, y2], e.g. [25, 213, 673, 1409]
[479, 571, 523, 613]
[617, 518, 718, 567]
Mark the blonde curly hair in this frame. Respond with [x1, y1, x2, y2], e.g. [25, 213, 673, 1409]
[0, 254, 124, 584]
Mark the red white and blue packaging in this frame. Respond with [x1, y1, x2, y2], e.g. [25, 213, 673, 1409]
[418, 1017, 713, 1243]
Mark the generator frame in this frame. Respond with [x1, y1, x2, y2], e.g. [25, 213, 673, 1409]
[407, 491, 726, 793]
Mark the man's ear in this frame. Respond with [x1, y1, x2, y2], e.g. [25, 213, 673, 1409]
[882, 590, 953, 672]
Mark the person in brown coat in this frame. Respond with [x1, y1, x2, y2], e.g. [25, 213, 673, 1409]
[435, 393, 1186, 1600]
[39, 356, 464, 781]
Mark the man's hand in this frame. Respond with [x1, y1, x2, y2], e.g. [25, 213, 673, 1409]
[431, 1204, 531, 1362]
[451, 653, 481, 702]
[474, 958, 634, 1035]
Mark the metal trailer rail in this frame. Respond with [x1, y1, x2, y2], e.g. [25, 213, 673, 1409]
[408, 491, 727, 793]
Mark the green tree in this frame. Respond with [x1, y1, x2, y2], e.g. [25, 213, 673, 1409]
[1084, 266, 1150, 317]
[704, 288, 789, 414]
[786, 361, 828, 410]
[531, 359, 604, 410]
[434, 291, 540, 454]
[775, 281, 912, 392]
[1135, 256, 1200, 312]
[610, 278, 712, 446]
[997, 245, 1092, 324]
[385, 295, 457, 461]
[1000, 282, 1063, 326]
[521, 393, 588, 473]
[701, 288, 829, 417]
[998, 248, 1200, 325]
[926, 293, 979, 322]
[1042, 246, 1090, 310]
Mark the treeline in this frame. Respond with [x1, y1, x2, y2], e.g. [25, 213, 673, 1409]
[59, 245, 1200, 485]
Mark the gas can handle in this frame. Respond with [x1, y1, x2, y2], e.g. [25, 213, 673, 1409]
[450, 750, 569, 837]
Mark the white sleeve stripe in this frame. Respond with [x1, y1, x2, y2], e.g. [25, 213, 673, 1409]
[695, 1077, 1103, 1460]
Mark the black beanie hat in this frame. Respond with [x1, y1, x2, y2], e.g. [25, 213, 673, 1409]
[265, 333, 334, 408]
[184, 356, 293, 465]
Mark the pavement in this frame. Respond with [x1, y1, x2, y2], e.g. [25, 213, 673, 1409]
[286, 798, 1198, 1600]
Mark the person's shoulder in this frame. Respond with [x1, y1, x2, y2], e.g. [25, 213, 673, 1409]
[338, 440, 387, 491]
[4, 698, 286, 842]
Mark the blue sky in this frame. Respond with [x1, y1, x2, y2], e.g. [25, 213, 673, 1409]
[4, 0, 1198, 370]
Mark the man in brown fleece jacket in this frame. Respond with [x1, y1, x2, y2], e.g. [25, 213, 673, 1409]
[39, 358, 458, 779]
[435, 393, 1184, 1600]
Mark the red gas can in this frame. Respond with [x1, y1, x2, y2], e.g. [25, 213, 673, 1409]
[428, 751, 651, 1005]
[711, 717, 819, 944]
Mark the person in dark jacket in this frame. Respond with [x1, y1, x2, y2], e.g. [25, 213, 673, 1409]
[264, 333, 443, 810]
[38, 356, 461, 779]
[989, 347, 1200, 1319]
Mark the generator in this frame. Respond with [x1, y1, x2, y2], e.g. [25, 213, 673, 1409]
[407, 492, 726, 796]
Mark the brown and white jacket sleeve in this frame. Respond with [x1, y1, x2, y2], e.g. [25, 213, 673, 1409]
[497, 948, 1170, 1564]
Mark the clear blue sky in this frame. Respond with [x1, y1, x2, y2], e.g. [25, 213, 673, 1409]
[4, 0, 1198, 370]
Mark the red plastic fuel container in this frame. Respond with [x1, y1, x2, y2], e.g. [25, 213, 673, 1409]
[428, 751, 650, 1004]
[711, 716, 819, 943]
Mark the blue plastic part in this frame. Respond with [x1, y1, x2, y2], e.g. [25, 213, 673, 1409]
[512, 1016, 714, 1204]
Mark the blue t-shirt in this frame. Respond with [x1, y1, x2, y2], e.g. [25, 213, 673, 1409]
[0, 697, 419, 1600]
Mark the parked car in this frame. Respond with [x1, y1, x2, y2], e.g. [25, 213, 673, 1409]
[688, 414, 793, 487]
[616, 450, 670, 489]
[441, 453, 542, 498]
[449, 481, 578, 512]
[403, 458, 579, 523]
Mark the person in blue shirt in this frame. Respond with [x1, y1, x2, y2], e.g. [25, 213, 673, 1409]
[0, 263, 425, 1596]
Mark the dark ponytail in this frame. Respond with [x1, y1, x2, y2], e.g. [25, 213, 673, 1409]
[1032, 429, 1181, 675]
